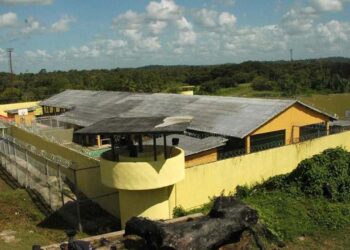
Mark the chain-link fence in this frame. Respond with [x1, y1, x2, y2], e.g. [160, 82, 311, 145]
[0, 135, 119, 233]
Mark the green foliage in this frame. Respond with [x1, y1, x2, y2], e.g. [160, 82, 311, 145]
[237, 147, 350, 240]
[0, 58, 350, 103]
[173, 197, 215, 218]
[251, 76, 275, 91]
[173, 206, 187, 218]
[255, 147, 350, 201]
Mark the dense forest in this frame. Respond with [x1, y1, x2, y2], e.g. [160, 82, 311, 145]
[0, 58, 350, 103]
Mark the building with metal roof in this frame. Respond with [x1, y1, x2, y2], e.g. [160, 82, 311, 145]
[40, 90, 334, 139]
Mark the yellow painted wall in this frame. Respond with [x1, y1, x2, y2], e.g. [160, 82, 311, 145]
[100, 146, 185, 190]
[119, 187, 172, 227]
[185, 148, 218, 168]
[0, 101, 42, 117]
[251, 103, 330, 144]
[175, 131, 350, 210]
[9, 125, 120, 218]
[13, 112, 36, 126]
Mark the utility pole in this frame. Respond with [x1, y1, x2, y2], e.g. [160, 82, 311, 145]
[290, 48, 293, 62]
[7, 48, 14, 74]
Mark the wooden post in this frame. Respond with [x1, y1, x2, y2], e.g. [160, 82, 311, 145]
[163, 134, 167, 159]
[138, 135, 143, 153]
[25, 149, 29, 188]
[97, 135, 102, 148]
[110, 136, 117, 161]
[153, 135, 157, 161]
[245, 136, 251, 154]
[326, 121, 330, 135]
[13, 143, 18, 181]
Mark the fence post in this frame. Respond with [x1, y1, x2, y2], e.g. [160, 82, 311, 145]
[45, 160, 53, 210]
[57, 164, 65, 206]
[73, 169, 83, 232]
[25, 149, 29, 188]
[13, 143, 18, 181]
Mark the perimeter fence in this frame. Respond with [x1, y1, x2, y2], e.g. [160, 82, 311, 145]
[0, 134, 119, 233]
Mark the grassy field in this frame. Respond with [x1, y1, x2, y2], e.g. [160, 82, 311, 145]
[215, 84, 350, 119]
[299, 93, 350, 119]
[0, 176, 83, 249]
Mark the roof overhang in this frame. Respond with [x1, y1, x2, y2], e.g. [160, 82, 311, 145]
[75, 116, 193, 135]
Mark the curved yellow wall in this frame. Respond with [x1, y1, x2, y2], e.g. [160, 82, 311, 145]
[100, 146, 185, 190]
[119, 187, 172, 227]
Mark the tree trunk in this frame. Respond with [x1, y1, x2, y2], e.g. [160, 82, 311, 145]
[124, 196, 259, 250]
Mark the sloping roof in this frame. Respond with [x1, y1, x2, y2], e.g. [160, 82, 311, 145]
[40, 90, 335, 138]
[144, 134, 227, 156]
[75, 116, 191, 135]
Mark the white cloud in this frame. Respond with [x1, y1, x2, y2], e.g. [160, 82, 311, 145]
[25, 49, 51, 60]
[123, 29, 142, 41]
[281, 7, 318, 35]
[311, 0, 344, 11]
[112, 10, 144, 31]
[149, 20, 167, 34]
[218, 12, 237, 27]
[51, 15, 75, 33]
[0, 0, 53, 5]
[0, 12, 18, 28]
[195, 9, 218, 28]
[138, 36, 161, 51]
[176, 17, 192, 30]
[21, 16, 43, 34]
[177, 30, 197, 46]
[195, 9, 237, 30]
[316, 20, 350, 47]
[224, 25, 287, 54]
[146, 0, 181, 20]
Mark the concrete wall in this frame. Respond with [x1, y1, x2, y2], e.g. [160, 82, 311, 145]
[175, 131, 350, 210]
[9, 125, 120, 218]
[119, 187, 172, 226]
[41, 127, 74, 143]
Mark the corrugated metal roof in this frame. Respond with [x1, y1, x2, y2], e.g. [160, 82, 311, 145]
[75, 116, 191, 135]
[144, 134, 227, 156]
[40, 90, 334, 138]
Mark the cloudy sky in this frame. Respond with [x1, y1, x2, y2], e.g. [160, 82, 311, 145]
[0, 0, 350, 73]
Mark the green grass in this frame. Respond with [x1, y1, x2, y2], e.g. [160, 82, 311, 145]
[299, 93, 350, 119]
[0, 178, 86, 249]
[215, 85, 350, 119]
[243, 191, 350, 240]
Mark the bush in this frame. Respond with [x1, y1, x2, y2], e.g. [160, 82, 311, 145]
[251, 76, 275, 91]
[256, 147, 350, 201]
